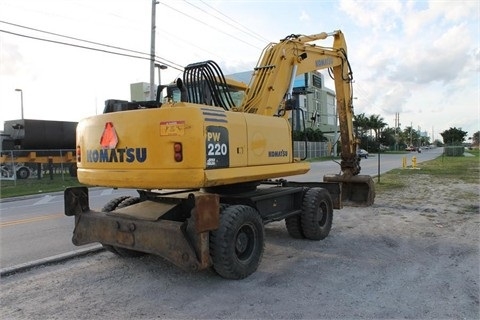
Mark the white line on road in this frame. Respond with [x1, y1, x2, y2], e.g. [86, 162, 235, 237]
[33, 195, 54, 205]
[100, 189, 114, 196]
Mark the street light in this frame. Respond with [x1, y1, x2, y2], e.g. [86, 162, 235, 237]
[155, 63, 168, 101]
[15, 88, 24, 120]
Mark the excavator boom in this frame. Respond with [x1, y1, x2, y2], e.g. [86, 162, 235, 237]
[238, 30, 373, 204]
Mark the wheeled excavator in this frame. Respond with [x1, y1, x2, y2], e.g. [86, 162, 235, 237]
[65, 30, 374, 279]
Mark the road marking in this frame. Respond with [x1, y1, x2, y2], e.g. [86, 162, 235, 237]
[33, 195, 55, 205]
[0, 213, 63, 228]
[100, 189, 114, 196]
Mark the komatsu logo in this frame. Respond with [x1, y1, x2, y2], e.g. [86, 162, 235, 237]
[268, 150, 288, 157]
[315, 57, 333, 67]
[86, 148, 147, 163]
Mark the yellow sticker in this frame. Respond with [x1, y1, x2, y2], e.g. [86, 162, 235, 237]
[160, 121, 185, 136]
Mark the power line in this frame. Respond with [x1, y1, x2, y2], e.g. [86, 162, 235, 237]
[186, 0, 270, 44]
[159, 1, 262, 50]
[0, 22, 185, 72]
[0, 20, 150, 58]
[0, 29, 151, 60]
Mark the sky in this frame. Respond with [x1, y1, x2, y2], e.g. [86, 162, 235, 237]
[1, 0, 479, 142]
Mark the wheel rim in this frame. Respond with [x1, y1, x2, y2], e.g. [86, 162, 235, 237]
[235, 224, 256, 261]
[317, 201, 328, 227]
[18, 168, 29, 179]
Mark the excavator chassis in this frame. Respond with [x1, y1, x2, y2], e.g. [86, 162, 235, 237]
[64, 180, 342, 276]
[65, 187, 219, 271]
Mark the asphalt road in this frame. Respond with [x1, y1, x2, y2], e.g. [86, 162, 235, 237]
[0, 188, 137, 269]
[288, 147, 443, 181]
[0, 148, 443, 270]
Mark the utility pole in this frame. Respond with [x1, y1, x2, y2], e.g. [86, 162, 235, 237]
[15, 88, 24, 120]
[394, 112, 399, 151]
[155, 63, 167, 101]
[149, 0, 158, 101]
[410, 121, 413, 146]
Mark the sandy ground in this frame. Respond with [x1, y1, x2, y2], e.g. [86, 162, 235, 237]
[1, 174, 479, 320]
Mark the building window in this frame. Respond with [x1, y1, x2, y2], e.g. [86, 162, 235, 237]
[312, 74, 322, 88]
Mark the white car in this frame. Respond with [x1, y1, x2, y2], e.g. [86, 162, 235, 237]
[357, 149, 368, 159]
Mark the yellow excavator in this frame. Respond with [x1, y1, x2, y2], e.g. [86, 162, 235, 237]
[65, 30, 374, 279]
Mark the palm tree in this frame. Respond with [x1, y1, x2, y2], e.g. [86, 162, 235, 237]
[353, 113, 369, 138]
[367, 114, 387, 141]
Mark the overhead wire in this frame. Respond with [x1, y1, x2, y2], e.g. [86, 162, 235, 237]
[0, 20, 185, 72]
[0, 20, 150, 58]
[186, 0, 270, 44]
[1, 2, 272, 74]
[159, 1, 263, 50]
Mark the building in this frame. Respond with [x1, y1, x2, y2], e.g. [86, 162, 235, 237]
[130, 82, 156, 102]
[228, 70, 338, 143]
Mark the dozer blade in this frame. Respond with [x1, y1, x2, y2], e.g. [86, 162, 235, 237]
[323, 174, 375, 207]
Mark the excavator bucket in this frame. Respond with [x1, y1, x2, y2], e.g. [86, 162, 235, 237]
[323, 174, 375, 207]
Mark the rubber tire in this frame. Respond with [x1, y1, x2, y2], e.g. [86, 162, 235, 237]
[301, 188, 333, 240]
[210, 205, 265, 280]
[285, 188, 308, 239]
[69, 163, 77, 177]
[285, 215, 304, 239]
[116, 197, 140, 209]
[101, 196, 144, 258]
[110, 197, 144, 258]
[101, 196, 130, 212]
[16, 167, 30, 179]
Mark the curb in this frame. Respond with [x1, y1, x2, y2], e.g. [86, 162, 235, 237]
[0, 187, 106, 203]
[0, 245, 105, 278]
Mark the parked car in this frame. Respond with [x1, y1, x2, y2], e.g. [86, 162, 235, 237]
[357, 149, 369, 159]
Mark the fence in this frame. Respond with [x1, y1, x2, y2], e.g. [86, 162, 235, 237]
[0, 143, 328, 182]
[443, 145, 465, 157]
[293, 141, 330, 159]
[0, 149, 76, 182]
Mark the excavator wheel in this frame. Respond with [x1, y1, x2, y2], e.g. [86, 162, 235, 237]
[285, 214, 305, 239]
[101, 196, 145, 258]
[210, 205, 265, 280]
[101, 196, 131, 254]
[301, 188, 333, 240]
[285, 187, 310, 239]
[101, 196, 130, 213]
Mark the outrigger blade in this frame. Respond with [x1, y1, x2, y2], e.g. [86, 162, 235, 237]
[323, 174, 375, 207]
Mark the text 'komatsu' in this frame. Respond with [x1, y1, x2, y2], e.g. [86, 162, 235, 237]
[86, 148, 147, 163]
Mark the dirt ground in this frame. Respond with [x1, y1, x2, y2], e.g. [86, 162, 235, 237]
[1, 173, 479, 320]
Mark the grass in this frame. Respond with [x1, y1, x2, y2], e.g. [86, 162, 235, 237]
[375, 149, 480, 193]
[0, 174, 85, 199]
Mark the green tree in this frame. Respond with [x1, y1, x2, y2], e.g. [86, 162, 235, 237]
[472, 131, 479, 146]
[293, 128, 327, 142]
[403, 126, 420, 147]
[353, 113, 369, 138]
[367, 114, 387, 140]
[440, 127, 467, 145]
[379, 127, 396, 149]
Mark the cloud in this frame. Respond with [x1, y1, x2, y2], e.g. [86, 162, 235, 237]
[299, 10, 310, 22]
[378, 82, 412, 114]
[338, 0, 479, 138]
[339, 0, 402, 32]
[390, 24, 472, 84]
[0, 42, 24, 75]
